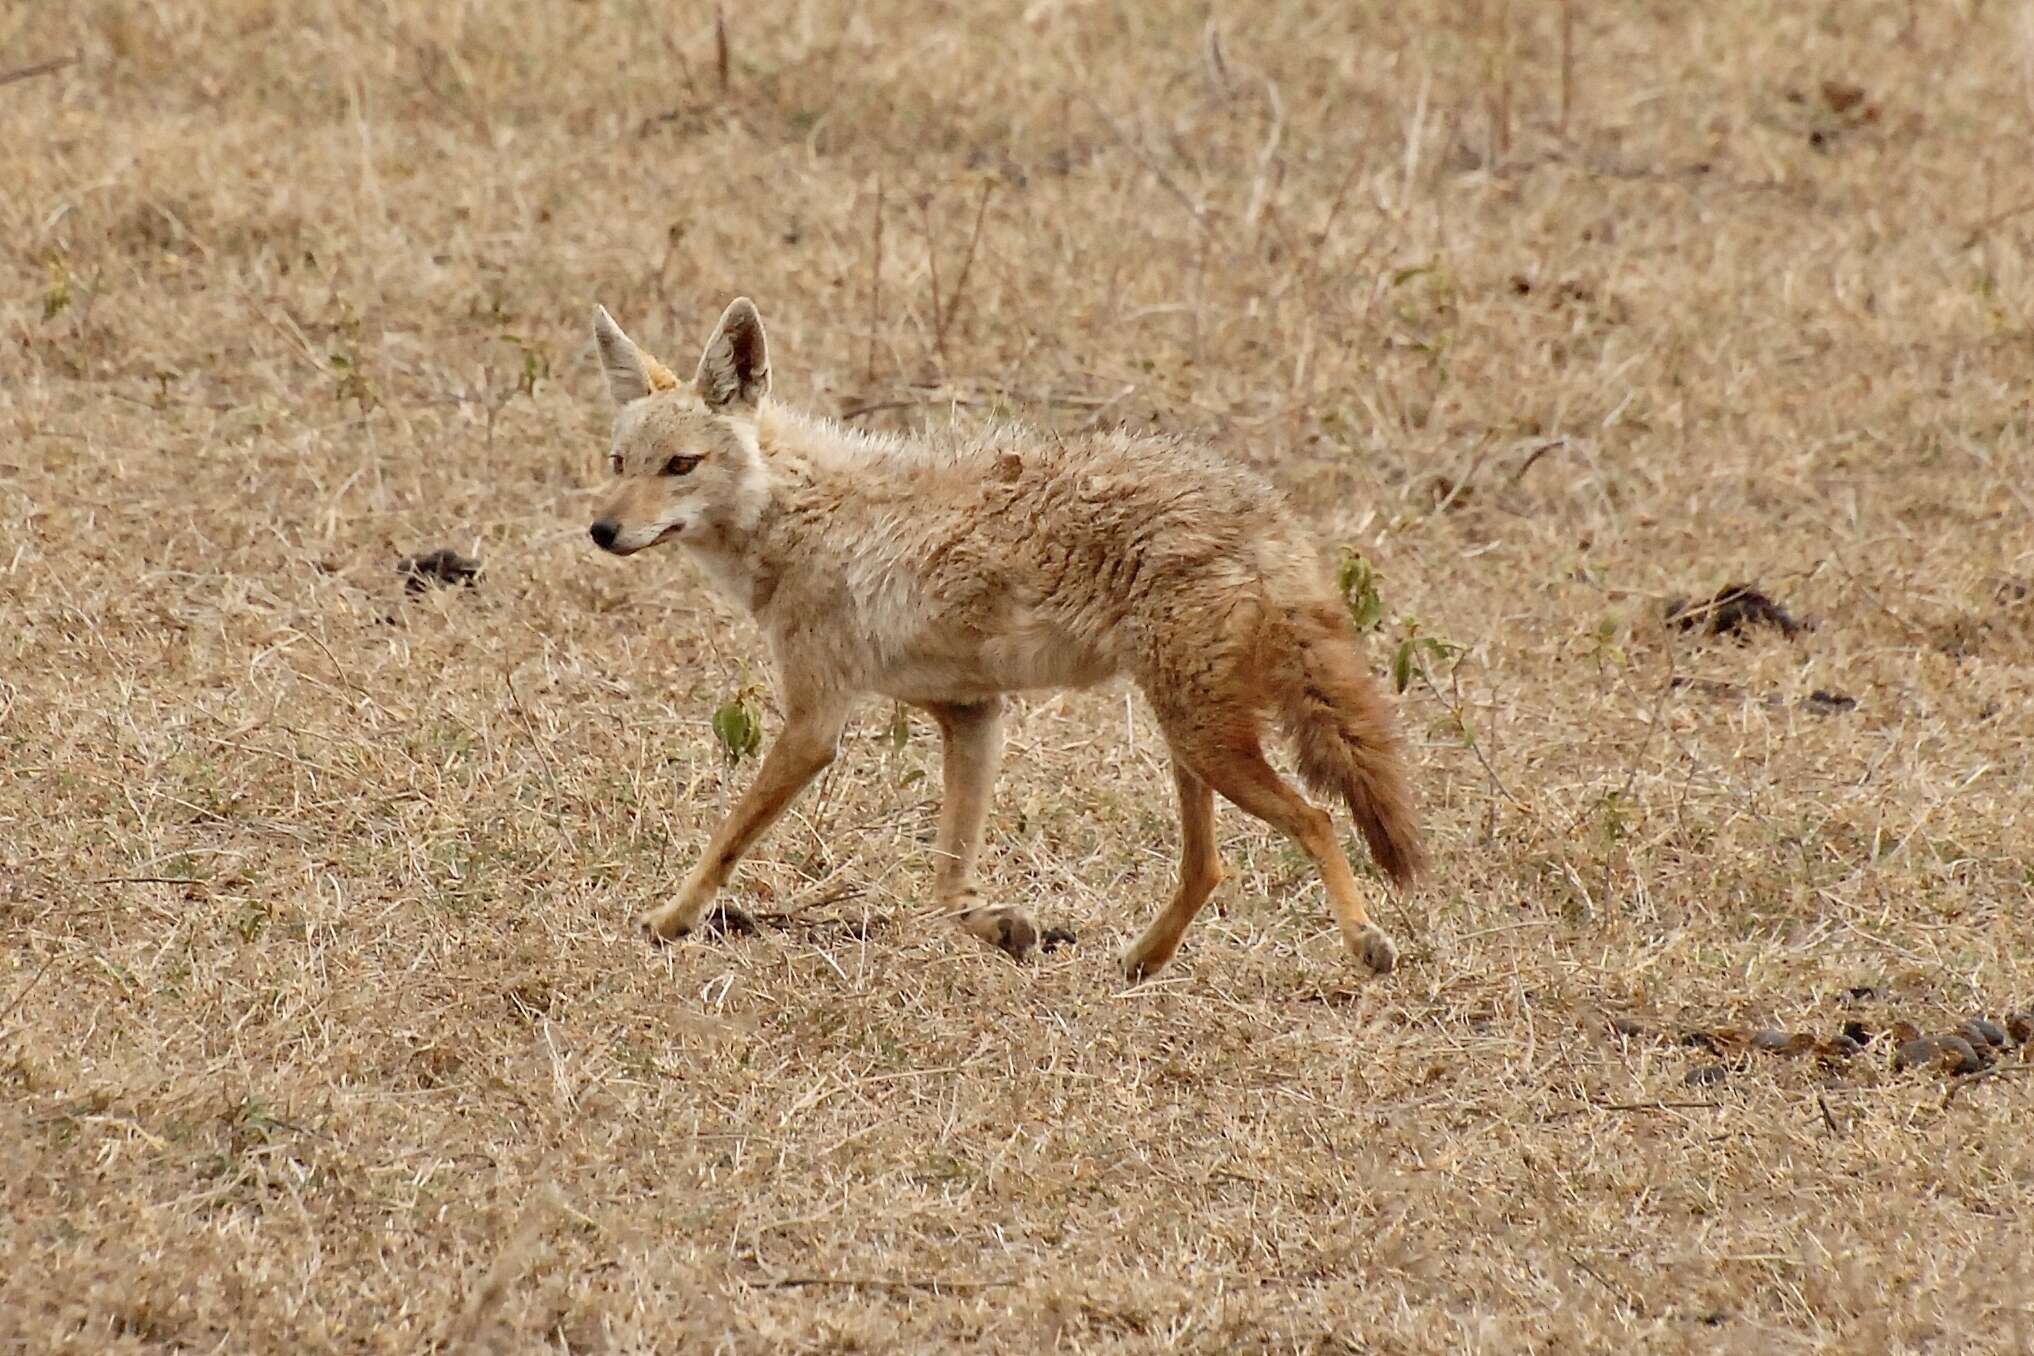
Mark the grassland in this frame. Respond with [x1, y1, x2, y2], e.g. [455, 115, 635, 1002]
[4, 1, 2033, 1350]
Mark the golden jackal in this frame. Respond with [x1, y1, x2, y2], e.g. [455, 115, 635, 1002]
[587, 298, 1425, 978]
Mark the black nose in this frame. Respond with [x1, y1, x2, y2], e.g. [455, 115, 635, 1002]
[589, 519, 619, 551]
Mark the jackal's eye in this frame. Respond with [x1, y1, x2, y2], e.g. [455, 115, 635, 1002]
[662, 454, 702, 477]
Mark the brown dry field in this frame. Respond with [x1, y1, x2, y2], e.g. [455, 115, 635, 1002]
[5, 2, 2034, 1351]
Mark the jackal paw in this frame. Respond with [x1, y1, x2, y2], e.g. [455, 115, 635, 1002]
[1351, 924, 1397, 975]
[638, 902, 757, 944]
[1119, 948, 1165, 984]
[1119, 935, 1178, 984]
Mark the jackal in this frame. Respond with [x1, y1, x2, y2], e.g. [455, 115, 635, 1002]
[587, 298, 1425, 979]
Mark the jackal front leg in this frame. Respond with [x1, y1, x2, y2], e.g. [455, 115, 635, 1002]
[640, 697, 848, 943]
[921, 698, 1073, 961]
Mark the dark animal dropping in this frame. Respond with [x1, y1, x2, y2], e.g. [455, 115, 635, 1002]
[1664, 584, 1802, 640]
[397, 549, 482, 593]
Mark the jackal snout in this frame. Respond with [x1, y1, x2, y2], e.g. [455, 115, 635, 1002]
[587, 509, 684, 555]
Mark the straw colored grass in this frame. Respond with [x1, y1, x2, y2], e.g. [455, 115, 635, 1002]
[4, 1, 2033, 1350]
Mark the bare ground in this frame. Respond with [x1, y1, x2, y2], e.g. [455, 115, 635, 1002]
[4, 2, 2033, 1351]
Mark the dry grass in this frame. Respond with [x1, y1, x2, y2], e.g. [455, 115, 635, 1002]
[5, 1, 2034, 1350]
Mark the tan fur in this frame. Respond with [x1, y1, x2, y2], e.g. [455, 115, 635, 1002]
[587, 299, 1426, 978]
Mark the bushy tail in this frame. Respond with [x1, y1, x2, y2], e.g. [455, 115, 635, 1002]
[1264, 598, 1426, 888]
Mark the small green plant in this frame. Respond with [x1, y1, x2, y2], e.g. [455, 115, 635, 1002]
[329, 297, 381, 410]
[1340, 550, 1465, 696]
[711, 685, 766, 765]
[1337, 545, 1522, 810]
[43, 256, 72, 319]
[1587, 613, 1629, 671]
[230, 900, 272, 943]
[1595, 789, 1631, 847]
[501, 333, 550, 400]
[1389, 617, 1465, 697]
[883, 703, 929, 786]
[1337, 550, 1385, 632]
[1338, 545, 1467, 698]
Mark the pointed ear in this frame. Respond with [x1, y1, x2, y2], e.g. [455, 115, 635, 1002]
[592, 305, 679, 405]
[694, 297, 771, 413]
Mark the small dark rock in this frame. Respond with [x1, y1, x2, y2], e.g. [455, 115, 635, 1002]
[1961, 1017, 2008, 1050]
[397, 548, 482, 593]
[1939, 1035, 1991, 1074]
[1804, 689, 1857, 714]
[1665, 584, 1803, 640]
[1683, 1063, 1730, 1087]
[1891, 1034, 1940, 1073]
[2006, 1013, 2034, 1047]
[1751, 1029, 1812, 1054]
[1845, 985, 1882, 1002]
[1893, 1027, 1988, 1076]
[1840, 1019, 1873, 1048]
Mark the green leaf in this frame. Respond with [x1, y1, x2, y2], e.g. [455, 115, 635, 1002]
[1337, 551, 1385, 632]
[1392, 639, 1415, 693]
[711, 696, 763, 766]
[42, 259, 72, 319]
[887, 703, 911, 751]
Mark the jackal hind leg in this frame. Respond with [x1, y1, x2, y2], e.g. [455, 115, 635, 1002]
[1155, 698, 1396, 976]
[1121, 760, 1224, 981]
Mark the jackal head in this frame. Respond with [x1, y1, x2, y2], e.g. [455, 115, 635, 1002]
[586, 298, 771, 556]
